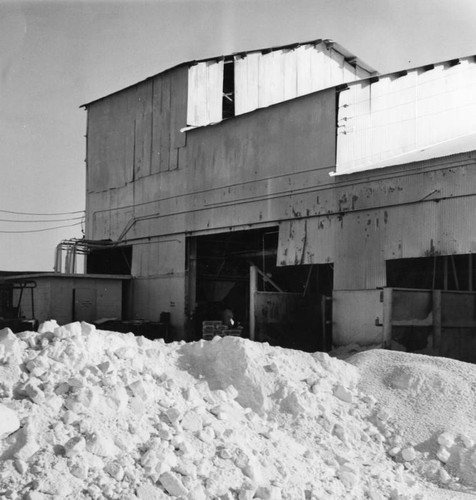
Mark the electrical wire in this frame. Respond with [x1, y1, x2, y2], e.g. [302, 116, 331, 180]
[0, 216, 85, 223]
[0, 221, 83, 234]
[0, 209, 84, 216]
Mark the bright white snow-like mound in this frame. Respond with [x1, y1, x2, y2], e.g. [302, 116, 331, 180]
[0, 322, 474, 499]
[348, 349, 476, 491]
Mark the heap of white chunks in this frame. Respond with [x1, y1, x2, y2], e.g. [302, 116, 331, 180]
[0, 321, 475, 499]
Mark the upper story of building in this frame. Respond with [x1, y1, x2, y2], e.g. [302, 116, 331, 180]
[82, 38, 476, 244]
[82, 38, 375, 190]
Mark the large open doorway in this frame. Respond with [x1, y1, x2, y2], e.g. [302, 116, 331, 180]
[385, 254, 476, 361]
[187, 227, 333, 351]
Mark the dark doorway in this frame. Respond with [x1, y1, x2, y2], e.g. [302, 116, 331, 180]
[188, 228, 333, 352]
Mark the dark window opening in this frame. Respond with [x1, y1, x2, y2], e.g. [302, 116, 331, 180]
[87, 246, 132, 275]
[222, 58, 235, 119]
[386, 254, 475, 291]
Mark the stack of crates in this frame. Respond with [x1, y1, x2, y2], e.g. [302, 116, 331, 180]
[202, 320, 223, 340]
[202, 321, 243, 340]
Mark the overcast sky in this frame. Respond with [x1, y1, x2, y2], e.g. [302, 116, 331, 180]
[1, 0, 476, 271]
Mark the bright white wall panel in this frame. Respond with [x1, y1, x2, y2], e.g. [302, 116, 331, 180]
[187, 60, 224, 126]
[336, 57, 476, 174]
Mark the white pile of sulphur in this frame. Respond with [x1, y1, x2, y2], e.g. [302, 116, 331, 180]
[0, 321, 475, 500]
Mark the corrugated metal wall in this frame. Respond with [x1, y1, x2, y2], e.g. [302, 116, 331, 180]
[337, 57, 476, 174]
[187, 42, 371, 125]
[234, 43, 369, 115]
[277, 158, 476, 290]
[86, 66, 188, 241]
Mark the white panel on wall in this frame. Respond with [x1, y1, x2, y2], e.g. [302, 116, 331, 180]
[234, 52, 260, 115]
[282, 48, 298, 100]
[187, 60, 224, 126]
[258, 50, 284, 107]
[336, 57, 476, 175]
[296, 44, 313, 96]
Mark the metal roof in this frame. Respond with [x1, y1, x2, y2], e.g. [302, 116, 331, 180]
[80, 38, 377, 108]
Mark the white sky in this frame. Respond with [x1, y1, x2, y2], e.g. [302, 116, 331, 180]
[1, 0, 476, 271]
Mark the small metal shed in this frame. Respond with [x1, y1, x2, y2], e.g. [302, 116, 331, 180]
[2, 273, 130, 326]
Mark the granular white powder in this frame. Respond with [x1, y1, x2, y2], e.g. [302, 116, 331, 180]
[0, 322, 475, 499]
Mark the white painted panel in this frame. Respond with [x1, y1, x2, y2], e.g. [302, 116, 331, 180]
[296, 44, 313, 96]
[336, 57, 476, 175]
[235, 44, 374, 117]
[258, 51, 276, 107]
[235, 52, 260, 115]
[207, 60, 224, 123]
[282, 49, 298, 100]
[187, 60, 224, 126]
[328, 48, 345, 88]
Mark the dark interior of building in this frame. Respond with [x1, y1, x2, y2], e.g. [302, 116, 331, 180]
[87, 245, 132, 275]
[189, 227, 333, 351]
[386, 254, 475, 291]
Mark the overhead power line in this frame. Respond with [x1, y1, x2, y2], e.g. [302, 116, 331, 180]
[0, 209, 85, 216]
[0, 216, 85, 223]
[0, 221, 83, 234]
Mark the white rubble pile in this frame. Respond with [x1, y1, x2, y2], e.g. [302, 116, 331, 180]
[348, 349, 476, 495]
[0, 322, 474, 499]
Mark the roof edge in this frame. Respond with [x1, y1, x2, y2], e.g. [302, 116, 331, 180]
[80, 37, 377, 108]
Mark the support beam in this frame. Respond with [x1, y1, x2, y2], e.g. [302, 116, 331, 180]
[432, 289, 442, 353]
[249, 266, 257, 341]
[382, 288, 393, 348]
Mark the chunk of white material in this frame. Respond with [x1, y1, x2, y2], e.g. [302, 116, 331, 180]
[37, 320, 59, 334]
[136, 483, 167, 500]
[0, 403, 20, 438]
[158, 471, 189, 497]
[181, 411, 203, 432]
[64, 436, 86, 457]
[333, 384, 353, 403]
[255, 486, 283, 499]
[86, 433, 119, 457]
[401, 447, 417, 462]
[461, 434, 475, 449]
[10, 422, 40, 461]
[104, 461, 124, 481]
[128, 380, 148, 400]
[436, 446, 451, 463]
[437, 432, 455, 448]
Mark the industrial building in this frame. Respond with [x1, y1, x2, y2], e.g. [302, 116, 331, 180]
[78, 38, 476, 361]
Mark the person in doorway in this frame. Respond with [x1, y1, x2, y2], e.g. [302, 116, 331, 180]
[221, 307, 235, 328]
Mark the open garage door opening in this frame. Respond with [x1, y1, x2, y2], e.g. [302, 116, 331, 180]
[384, 255, 476, 362]
[187, 227, 333, 352]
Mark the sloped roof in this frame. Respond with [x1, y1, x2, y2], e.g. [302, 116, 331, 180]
[81, 38, 377, 108]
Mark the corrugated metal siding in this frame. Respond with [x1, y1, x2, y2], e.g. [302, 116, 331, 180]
[277, 217, 334, 266]
[337, 57, 476, 174]
[87, 67, 188, 198]
[131, 237, 184, 278]
[277, 162, 476, 289]
[232, 43, 371, 117]
[187, 60, 224, 126]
